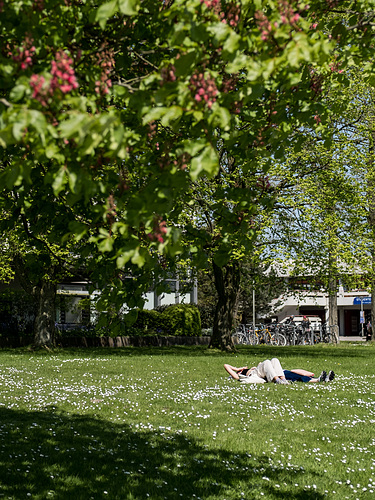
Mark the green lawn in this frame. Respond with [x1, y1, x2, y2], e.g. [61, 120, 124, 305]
[0, 343, 374, 499]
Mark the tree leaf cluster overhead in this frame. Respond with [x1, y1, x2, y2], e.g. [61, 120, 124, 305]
[1, 0, 375, 344]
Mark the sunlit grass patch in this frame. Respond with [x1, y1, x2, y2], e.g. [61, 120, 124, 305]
[0, 344, 374, 498]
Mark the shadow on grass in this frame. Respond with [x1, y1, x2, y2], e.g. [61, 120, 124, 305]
[0, 406, 324, 500]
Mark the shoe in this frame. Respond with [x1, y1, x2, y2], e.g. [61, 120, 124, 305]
[325, 370, 335, 382]
[318, 370, 327, 382]
[275, 377, 290, 385]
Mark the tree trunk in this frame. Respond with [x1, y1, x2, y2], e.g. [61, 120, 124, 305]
[33, 281, 56, 346]
[328, 276, 339, 343]
[210, 261, 241, 350]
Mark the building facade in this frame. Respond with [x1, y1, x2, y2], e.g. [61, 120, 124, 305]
[270, 283, 371, 337]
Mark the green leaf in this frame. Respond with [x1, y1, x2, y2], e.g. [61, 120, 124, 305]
[98, 237, 114, 252]
[26, 110, 47, 144]
[160, 106, 183, 127]
[180, 139, 206, 157]
[208, 104, 231, 130]
[0, 125, 16, 147]
[67, 170, 78, 192]
[213, 245, 231, 267]
[190, 144, 219, 180]
[223, 31, 240, 54]
[45, 143, 62, 160]
[97, 229, 114, 252]
[207, 22, 232, 44]
[67, 221, 88, 241]
[9, 84, 27, 102]
[118, 0, 140, 15]
[52, 167, 67, 196]
[116, 250, 135, 268]
[174, 51, 197, 77]
[131, 248, 145, 267]
[95, 0, 118, 29]
[58, 114, 88, 139]
[142, 107, 168, 125]
[5, 164, 21, 189]
[12, 118, 27, 141]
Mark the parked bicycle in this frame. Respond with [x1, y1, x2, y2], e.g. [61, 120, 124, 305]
[233, 322, 336, 346]
[321, 324, 339, 343]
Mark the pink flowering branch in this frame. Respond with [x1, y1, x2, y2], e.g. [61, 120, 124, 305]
[9, 37, 36, 70]
[189, 71, 218, 109]
[95, 45, 115, 96]
[50, 50, 79, 94]
[147, 217, 168, 243]
[30, 50, 78, 106]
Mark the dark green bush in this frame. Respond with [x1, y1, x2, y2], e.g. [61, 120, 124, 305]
[56, 303, 202, 338]
[161, 304, 201, 336]
[0, 290, 35, 338]
[131, 304, 201, 336]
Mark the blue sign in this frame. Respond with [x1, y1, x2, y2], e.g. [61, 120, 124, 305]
[353, 297, 372, 305]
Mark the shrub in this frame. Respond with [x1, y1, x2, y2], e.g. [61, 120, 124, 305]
[0, 290, 34, 338]
[160, 304, 201, 337]
[133, 309, 163, 334]
[131, 304, 201, 337]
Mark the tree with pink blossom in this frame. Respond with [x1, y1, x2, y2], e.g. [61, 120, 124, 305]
[1, 0, 375, 347]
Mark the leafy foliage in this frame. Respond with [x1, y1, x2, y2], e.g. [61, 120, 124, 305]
[133, 304, 201, 337]
[2, 0, 375, 344]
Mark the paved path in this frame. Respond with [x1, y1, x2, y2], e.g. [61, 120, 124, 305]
[339, 336, 366, 342]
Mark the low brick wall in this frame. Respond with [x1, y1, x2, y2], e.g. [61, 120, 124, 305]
[0, 336, 211, 348]
[58, 336, 211, 347]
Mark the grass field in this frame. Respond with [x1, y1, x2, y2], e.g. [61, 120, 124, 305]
[0, 343, 374, 499]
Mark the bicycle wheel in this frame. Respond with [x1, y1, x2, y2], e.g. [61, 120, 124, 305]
[268, 333, 279, 345]
[248, 333, 259, 345]
[232, 327, 246, 345]
[275, 333, 287, 346]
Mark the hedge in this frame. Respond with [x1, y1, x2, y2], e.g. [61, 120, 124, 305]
[132, 303, 201, 336]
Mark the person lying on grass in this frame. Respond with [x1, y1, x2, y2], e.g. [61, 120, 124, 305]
[224, 358, 335, 385]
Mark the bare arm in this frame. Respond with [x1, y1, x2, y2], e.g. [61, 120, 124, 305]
[224, 364, 248, 380]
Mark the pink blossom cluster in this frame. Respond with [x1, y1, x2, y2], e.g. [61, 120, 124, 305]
[255, 1, 301, 41]
[9, 37, 36, 70]
[170, 153, 189, 171]
[95, 47, 115, 95]
[279, 0, 300, 25]
[30, 50, 78, 106]
[314, 114, 321, 124]
[200, 0, 219, 8]
[33, 0, 44, 10]
[30, 74, 50, 106]
[220, 3, 240, 27]
[147, 217, 168, 243]
[221, 75, 238, 93]
[148, 120, 157, 141]
[330, 59, 343, 74]
[51, 50, 78, 94]
[326, 0, 339, 7]
[160, 64, 176, 85]
[189, 72, 218, 109]
[254, 11, 277, 41]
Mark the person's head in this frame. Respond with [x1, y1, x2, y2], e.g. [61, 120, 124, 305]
[303, 315, 307, 320]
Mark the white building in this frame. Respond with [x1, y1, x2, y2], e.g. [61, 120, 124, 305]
[56, 278, 198, 328]
[269, 282, 371, 337]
